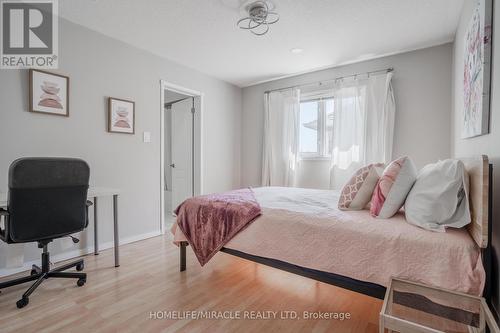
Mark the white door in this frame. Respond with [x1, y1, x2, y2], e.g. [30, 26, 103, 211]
[171, 98, 193, 210]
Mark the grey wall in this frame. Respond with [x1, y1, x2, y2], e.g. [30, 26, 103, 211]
[241, 44, 453, 187]
[0, 18, 242, 272]
[452, 0, 500, 315]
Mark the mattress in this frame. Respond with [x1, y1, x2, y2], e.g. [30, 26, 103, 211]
[174, 186, 485, 296]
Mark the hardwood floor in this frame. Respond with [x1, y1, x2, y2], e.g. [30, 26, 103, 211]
[0, 234, 382, 332]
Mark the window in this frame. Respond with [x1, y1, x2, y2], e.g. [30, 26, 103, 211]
[299, 98, 334, 159]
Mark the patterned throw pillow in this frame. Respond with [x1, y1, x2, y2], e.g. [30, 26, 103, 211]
[338, 163, 385, 211]
[370, 156, 417, 218]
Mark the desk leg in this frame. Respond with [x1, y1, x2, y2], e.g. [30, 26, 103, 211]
[94, 197, 98, 255]
[113, 194, 120, 267]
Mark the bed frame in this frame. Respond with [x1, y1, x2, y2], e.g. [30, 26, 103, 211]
[179, 155, 493, 302]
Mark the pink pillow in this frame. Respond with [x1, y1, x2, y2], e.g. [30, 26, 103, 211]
[370, 156, 417, 218]
[338, 163, 385, 211]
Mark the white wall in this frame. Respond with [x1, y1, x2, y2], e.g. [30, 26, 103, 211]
[296, 160, 331, 189]
[452, 0, 500, 315]
[0, 18, 242, 273]
[241, 44, 453, 187]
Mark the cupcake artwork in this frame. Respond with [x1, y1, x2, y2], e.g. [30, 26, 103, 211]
[108, 97, 135, 134]
[29, 69, 69, 116]
[39, 81, 63, 109]
[114, 107, 131, 128]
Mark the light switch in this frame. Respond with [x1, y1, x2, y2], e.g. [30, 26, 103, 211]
[143, 131, 151, 143]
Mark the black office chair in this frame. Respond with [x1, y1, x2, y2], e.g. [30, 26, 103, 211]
[0, 158, 92, 309]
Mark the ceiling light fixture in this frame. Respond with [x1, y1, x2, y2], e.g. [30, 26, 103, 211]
[237, 1, 279, 36]
[290, 48, 303, 54]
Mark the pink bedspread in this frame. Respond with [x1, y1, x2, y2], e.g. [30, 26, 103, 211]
[173, 187, 485, 295]
[173, 188, 261, 266]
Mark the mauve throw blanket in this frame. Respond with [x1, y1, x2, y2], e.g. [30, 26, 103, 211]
[174, 188, 261, 266]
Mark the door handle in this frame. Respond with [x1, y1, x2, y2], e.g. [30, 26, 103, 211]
[170, 163, 175, 168]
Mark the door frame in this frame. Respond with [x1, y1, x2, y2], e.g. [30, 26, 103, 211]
[160, 80, 204, 234]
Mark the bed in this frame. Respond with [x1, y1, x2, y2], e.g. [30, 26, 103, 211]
[172, 155, 492, 301]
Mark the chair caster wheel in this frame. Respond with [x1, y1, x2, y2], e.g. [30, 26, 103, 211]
[76, 263, 84, 271]
[16, 297, 29, 309]
[77, 278, 86, 287]
[30, 269, 38, 276]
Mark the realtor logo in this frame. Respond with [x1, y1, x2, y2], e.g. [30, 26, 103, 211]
[1, 0, 58, 69]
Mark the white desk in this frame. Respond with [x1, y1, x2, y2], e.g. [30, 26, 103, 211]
[0, 187, 120, 267]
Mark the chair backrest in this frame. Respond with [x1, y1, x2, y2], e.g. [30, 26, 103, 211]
[7, 158, 90, 243]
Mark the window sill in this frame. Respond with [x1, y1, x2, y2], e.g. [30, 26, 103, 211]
[299, 156, 331, 162]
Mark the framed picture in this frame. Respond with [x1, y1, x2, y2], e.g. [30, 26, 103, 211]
[108, 97, 135, 134]
[462, 0, 493, 138]
[29, 69, 69, 117]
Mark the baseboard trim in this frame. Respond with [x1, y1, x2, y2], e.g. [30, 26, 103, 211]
[0, 230, 162, 278]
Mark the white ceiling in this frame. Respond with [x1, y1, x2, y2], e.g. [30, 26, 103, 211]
[59, 0, 464, 87]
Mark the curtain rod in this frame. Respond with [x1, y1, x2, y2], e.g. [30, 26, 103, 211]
[264, 67, 394, 94]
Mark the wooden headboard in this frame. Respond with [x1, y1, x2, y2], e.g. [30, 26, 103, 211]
[460, 155, 490, 249]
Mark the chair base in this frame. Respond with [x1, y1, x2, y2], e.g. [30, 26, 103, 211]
[0, 246, 86, 309]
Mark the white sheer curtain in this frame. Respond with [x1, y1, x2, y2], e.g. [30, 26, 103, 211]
[329, 73, 395, 189]
[262, 88, 300, 186]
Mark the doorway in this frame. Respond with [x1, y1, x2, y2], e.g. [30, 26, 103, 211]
[160, 81, 203, 233]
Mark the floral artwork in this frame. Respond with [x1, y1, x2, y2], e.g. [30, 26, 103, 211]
[108, 98, 135, 134]
[462, 0, 492, 138]
[29, 69, 69, 116]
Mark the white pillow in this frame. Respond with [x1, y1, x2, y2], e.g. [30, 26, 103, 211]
[405, 159, 471, 232]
